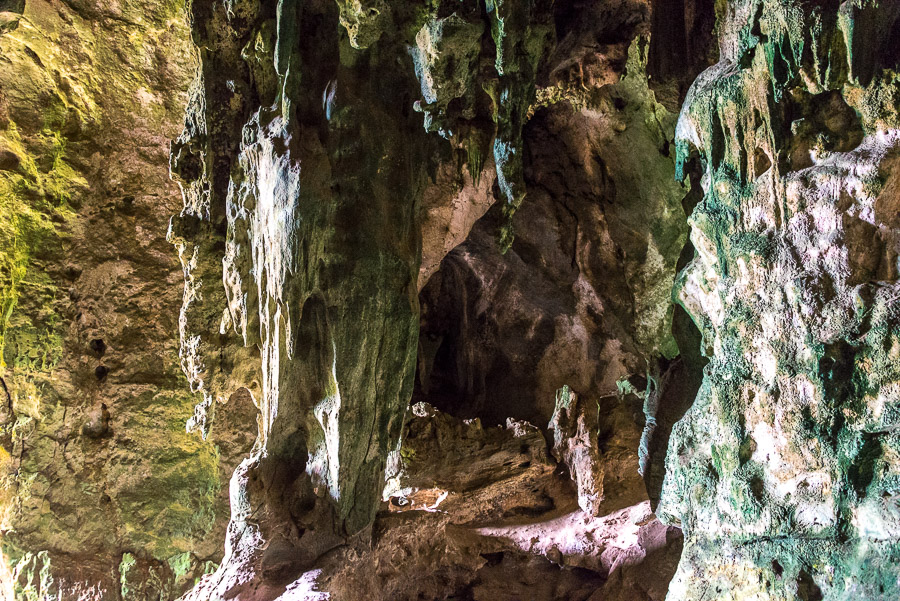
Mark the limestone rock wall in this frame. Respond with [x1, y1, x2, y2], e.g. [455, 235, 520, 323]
[2, 0, 900, 600]
[658, 1, 900, 599]
[171, 0, 703, 599]
[0, 0, 253, 598]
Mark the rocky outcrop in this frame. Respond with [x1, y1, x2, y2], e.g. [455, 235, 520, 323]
[657, 1, 900, 599]
[314, 402, 682, 601]
[0, 0, 253, 598]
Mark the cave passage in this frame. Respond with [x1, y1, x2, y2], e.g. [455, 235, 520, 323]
[2, 0, 900, 600]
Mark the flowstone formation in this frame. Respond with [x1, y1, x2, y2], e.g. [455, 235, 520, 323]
[657, 1, 900, 599]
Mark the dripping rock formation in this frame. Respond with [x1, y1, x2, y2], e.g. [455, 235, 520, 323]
[0, 0, 897, 600]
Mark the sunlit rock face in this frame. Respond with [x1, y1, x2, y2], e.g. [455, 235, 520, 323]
[657, 1, 900, 599]
[0, 0, 253, 597]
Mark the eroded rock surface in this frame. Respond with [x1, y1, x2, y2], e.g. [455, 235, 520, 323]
[657, 1, 900, 599]
[282, 403, 682, 601]
[0, 0, 252, 598]
[171, 0, 696, 599]
[4, 0, 900, 600]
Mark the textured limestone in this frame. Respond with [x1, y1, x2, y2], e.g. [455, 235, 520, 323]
[7, 0, 900, 600]
[550, 385, 606, 515]
[172, 0, 696, 599]
[657, 1, 900, 599]
[415, 26, 691, 429]
[0, 0, 253, 597]
[170, 1, 430, 595]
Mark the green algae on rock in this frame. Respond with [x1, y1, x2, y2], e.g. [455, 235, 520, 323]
[0, 0, 250, 597]
[658, 1, 900, 599]
[406, 0, 554, 251]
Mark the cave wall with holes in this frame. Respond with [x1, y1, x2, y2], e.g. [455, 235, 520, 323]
[2, 0, 900, 600]
[0, 0, 257, 598]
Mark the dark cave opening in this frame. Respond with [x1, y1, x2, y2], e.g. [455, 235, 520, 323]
[411, 23, 708, 433]
[89, 338, 107, 356]
[94, 364, 109, 381]
[647, 0, 719, 109]
[412, 228, 552, 427]
[0, 0, 25, 14]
